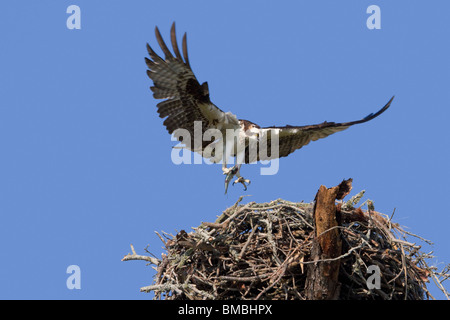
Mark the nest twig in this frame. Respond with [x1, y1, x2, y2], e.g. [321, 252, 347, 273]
[123, 194, 449, 300]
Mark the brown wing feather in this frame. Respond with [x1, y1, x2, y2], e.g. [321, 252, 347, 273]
[146, 22, 224, 150]
[247, 96, 394, 162]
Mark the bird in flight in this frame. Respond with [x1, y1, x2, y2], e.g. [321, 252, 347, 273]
[145, 23, 394, 194]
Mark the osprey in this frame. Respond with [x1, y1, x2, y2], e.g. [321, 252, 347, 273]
[145, 23, 394, 193]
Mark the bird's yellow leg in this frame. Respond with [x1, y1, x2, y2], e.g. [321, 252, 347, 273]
[232, 168, 251, 191]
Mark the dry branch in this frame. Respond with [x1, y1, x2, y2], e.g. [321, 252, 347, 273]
[305, 181, 347, 299]
[123, 182, 449, 300]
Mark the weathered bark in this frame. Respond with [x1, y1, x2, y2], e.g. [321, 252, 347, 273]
[305, 179, 351, 299]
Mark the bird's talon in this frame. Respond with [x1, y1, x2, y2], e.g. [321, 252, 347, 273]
[233, 177, 251, 191]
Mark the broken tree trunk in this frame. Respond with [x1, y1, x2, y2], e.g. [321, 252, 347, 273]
[305, 179, 352, 299]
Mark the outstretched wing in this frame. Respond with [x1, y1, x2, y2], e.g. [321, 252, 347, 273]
[145, 22, 230, 150]
[248, 96, 394, 162]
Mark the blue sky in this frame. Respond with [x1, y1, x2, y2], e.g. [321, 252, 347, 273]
[0, 1, 449, 299]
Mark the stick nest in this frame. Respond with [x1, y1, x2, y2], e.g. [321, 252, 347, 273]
[124, 195, 449, 300]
